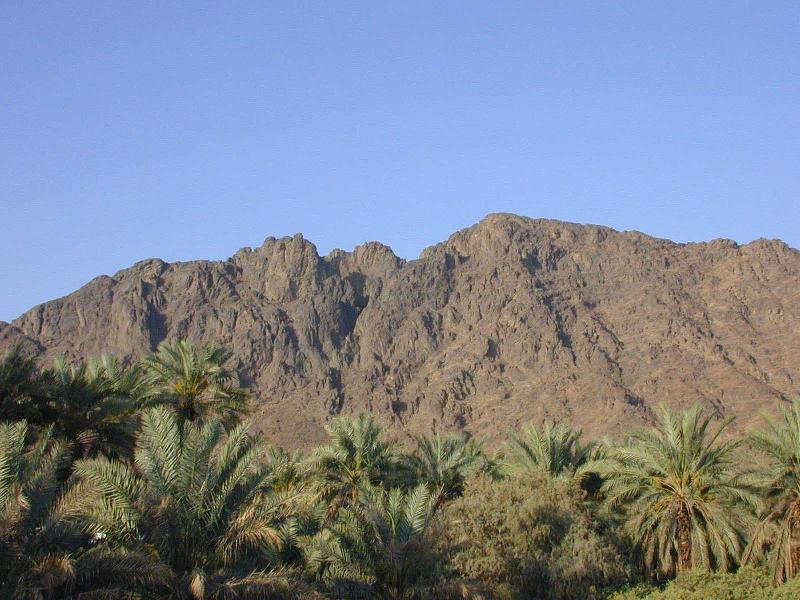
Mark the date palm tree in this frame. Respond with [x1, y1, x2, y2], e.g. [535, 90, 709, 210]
[591, 405, 759, 578]
[743, 401, 800, 584]
[505, 419, 594, 479]
[141, 340, 249, 427]
[305, 483, 439, 599]
[265, 446, 313, 494]
[0, 421, 162, 598]
[40, 356, 140, 459]
[0, 344, 46, 424]
[74, 406, 314, 599]
[309, 413, 401, 510]
[406, 432, 484, 506]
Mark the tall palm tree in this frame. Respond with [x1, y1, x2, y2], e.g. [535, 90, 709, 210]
[406, 432, 484, 506]
[591, 405, 758, 578]
[305, 483, 439, 599]
[40, 356, 139, 459]
[142, 340, 249, 427]
[74, 406, 312, 598]
[309, 414, 401, 511]
[0, 421, 162, 598]
[743, 401, 800, 584]
[505, 419, 593, 479]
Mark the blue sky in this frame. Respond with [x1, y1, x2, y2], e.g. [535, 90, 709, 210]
[2, 2, 798, 322]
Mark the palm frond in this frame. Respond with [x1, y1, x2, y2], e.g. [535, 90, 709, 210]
[589, 404, 755, 577]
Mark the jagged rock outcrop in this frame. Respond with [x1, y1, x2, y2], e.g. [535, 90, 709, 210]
[4, 214, 799, 447]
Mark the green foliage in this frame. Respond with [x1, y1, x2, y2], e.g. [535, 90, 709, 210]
[305, 482, 441, 599]
[0, 347, 145, 460]
[5, 339, 800, 598]
[142, 340, 250, 427]
[405, 432, 485, 505]
[607, 566, 800, 599]
[0, 420, 161, 599]
[266, 445, 313, 493]
[505, 420, 594, 480]
[591, 405, 760, 578]
[39, 356, 141, 459]
[743, 400, 800, 584]
[437, 474, 634, 599]
[0, 344, 49, 425]
[309, 413, 402, 511]
[75, 405, 311, 598]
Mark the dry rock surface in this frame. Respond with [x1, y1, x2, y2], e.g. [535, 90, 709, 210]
[4, 214, 800, 447]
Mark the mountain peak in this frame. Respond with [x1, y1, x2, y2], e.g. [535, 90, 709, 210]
[6, 215, 800, 448]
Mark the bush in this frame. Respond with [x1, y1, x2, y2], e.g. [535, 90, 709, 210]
[436, 474, 636, 599]
[607, 566, 800, 599]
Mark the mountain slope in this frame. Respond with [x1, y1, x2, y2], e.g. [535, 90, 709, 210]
[5, 214, 800, 447]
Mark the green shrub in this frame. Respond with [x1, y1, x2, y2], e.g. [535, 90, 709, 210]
[436, 474, 636, 599]
[607, 566, 800, 599]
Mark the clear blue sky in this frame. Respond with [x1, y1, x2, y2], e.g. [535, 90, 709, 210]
[2, 2, 798, 322]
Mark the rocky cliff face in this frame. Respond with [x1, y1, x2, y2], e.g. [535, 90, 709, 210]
[5, 214, 800, 447]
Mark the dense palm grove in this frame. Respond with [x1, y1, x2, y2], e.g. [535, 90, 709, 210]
[2, 343, 800, 599]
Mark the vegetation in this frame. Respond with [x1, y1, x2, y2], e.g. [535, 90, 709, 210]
[0, 344, 44, 423]
[75, 405, 311, 598]
[608, 566, 800, 599]
[2, 342, 800, 598]
[505, 420, 593, 479]
[309, 413, 401, 512]
[405, 432, 484, 506]
[437, 474, 633, 599]
[141, 340, 250, 427]
[591, 406, 759, 579]
[40, 356, 141, 459]
[306, 483, 439, 598]
[743, 401, 800, 583]
[0, 421, 159, 598]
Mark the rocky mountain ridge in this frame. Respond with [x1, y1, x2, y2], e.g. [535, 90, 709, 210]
[3, 213, 799, 448]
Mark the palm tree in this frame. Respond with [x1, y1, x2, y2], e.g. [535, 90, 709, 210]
[505, 419, 594, 479]
[97, 354, 151, 406]
[743, 401, 800, 584]
[74, 406, 313, 598]
[406, 432, 484, 506]
[40, 356, 140, 459]
[265, 445, 313, 494]
[0, 344, 46, 424]
[591, 405, 758, 578]
[0, 420, 162, 598]
[141, 340, 249, 427]
[305, 483, 439, 599]
[309, 413, 401, 510]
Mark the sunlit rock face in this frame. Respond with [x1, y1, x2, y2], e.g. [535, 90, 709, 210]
[6, 213, 800, 448]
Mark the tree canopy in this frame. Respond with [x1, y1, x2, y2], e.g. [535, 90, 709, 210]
[2, 343, 800, 598]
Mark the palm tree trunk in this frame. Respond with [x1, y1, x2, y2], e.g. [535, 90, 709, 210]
[677, 504, 691, 572]
[187, 398, 197, 422]
[790, 501, 800, 579]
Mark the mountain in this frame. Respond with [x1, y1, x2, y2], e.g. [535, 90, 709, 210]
[3, 213, 799, 447]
